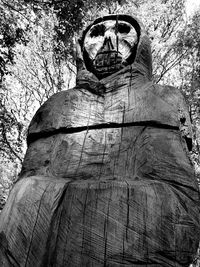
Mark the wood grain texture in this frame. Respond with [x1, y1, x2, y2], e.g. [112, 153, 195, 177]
[28, 80, 191, 140]
[0, 177, 199, 266]
[0, 14, 199, 267]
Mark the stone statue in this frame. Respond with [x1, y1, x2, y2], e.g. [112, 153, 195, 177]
[0, 14, 199, 267]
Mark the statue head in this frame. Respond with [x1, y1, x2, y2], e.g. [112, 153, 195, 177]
[81, 15, 141, 79]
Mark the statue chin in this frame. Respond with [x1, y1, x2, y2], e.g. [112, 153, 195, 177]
[93, 51, 124, 78]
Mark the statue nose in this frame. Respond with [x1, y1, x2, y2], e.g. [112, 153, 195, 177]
[102, 36, 114, 51]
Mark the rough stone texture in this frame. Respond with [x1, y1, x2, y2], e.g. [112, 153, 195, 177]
[0, 14, 199, 267]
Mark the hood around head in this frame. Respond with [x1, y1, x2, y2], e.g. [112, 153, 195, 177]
[76, 14, 152, 85]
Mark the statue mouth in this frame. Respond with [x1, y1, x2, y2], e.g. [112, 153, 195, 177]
[93, 51, 123, 77]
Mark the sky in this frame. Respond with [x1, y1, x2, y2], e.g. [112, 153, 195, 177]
[185, 0, 200, 16]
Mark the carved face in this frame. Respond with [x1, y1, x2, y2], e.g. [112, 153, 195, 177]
[83, 19, 138, 79]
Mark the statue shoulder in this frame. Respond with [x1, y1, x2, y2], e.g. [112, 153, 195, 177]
[151, 84, 189, 113]
[27, 87, 104, 144]
[153, 84, 185, 103]
[28, 88, 77, 131]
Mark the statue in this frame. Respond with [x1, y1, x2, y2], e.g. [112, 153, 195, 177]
[0, 14, 199, 267]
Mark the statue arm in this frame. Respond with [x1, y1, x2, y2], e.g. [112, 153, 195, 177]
[163, 85, 193, 151]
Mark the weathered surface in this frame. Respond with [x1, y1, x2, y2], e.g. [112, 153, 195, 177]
[0, 14, 199, 267]
[27, 82, 190, 142]
[0, 176, 199, 266]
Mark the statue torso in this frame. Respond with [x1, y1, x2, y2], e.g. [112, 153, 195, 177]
[21, 76, 195, 193]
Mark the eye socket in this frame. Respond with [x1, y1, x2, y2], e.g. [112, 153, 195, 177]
[90, 24, 106, 37]
[117, 23, 131, 34]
